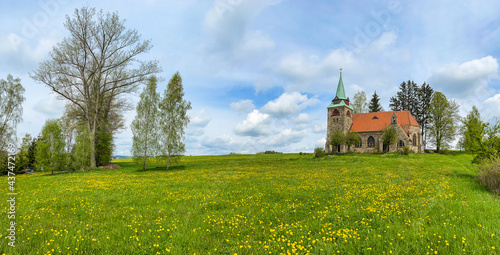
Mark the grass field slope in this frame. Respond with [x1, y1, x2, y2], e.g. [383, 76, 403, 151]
[1, 153, 500, 254]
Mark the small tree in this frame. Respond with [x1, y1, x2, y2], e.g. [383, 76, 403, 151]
[131, 76, 160, 171]
[314, 147, 325, 158]
[368, 91, 383, 112]
[462, 106, 488, 154]
[381, 126, 398, 152]
[345, 131, 361, 151]
[73, 126, 92, 171]
[351, 91, 368, 114]
[36, 119, 66, 174]
[0, 74, 25, 148]
[329, 128, 345, 153]
[158, 72, 192, 170]
[427, 92, 459, 152]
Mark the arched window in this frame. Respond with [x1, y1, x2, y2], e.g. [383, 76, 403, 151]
[367, 136, 375, 148]
[398, 140, 404, 148]
[332, 109, 340, 116]
[346, 111, 351, 117]
[412, 134, 417, 146]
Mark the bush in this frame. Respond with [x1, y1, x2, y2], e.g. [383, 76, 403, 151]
[314, 147, 325, 158]
[401, 146, 411, 155]
[373, 149, 379, 154]
[263, 150, 282, 154]
[478, 162, 500, 195]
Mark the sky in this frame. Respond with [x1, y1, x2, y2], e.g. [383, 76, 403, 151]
[1, 0, 500, 155]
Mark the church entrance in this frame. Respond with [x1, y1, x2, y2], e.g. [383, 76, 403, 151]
[383, 143, 389, 153]
[337, 145, 341, 153]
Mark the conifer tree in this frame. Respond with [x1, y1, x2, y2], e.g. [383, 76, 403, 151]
[368, 91, 383, 112]
[158, 72, 191, 170]
[131, 76, 160, 171]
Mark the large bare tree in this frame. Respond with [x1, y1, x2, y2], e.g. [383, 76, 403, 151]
[31, 7, 160, 167]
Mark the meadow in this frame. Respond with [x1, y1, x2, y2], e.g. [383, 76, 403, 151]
[1, 153, 499, 254]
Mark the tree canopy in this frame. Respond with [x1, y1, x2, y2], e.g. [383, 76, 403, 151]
[427, 92, 459, 152]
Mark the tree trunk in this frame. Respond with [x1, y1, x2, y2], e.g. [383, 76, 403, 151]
[142, 155, 146, 171]
[166, 155, 170, 171]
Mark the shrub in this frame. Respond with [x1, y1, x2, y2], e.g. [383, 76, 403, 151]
[299, 152, 303, 155]
[263, 150, 282, 154]
[401, 146, 411, 155]
[373, 149, 379, 154]
[314, 147, 325, 158]
[478, 161, 500, 195]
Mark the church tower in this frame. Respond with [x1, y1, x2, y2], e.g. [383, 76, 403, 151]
[325, 70, 353, 153]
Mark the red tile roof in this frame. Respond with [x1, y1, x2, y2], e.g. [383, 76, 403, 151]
[350, 111, 420, 133]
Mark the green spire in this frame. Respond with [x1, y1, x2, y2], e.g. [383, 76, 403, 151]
[335, 70, 347, 99]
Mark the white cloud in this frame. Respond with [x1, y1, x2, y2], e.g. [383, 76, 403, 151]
[483, 94, 500, 120]
[230, 99, 255, 112]
[234, 109, 271, 137]
[429, 56, 499, 98]
[33, 94, 65, 118]
[261, 92, 319, 117]
[190, 109, 212, 127]
[266, 129, 306, 147]
[294, 113, 311, 123]
[313, 123, 327, 134]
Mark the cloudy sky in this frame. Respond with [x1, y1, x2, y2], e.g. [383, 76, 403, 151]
[1, 0, 500, 155]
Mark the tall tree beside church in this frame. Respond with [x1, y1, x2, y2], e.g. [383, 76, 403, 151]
[427, 92, 459, 152]
[131, 76, 160, 171]
[30, 7, 161, 168]
[368, 91, 383, 112]
[390, 81, 434, 149]
[461, 106, 488, 154]
[416, 82, 434, 149]
[351, 91, 368, 114]
[158, 72, 191, 171]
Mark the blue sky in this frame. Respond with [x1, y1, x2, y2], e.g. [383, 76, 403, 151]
[1, 0, 500, 155]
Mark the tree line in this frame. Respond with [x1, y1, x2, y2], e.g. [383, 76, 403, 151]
[1, 7, 190, 175]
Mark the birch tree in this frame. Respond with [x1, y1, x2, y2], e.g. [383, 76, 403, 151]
[131, 76, 160, 171]
[30, 6, 160, 167]
[158, 72, 191, 170]
[0, 75, 25, 148]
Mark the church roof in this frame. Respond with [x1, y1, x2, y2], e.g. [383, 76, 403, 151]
[335, 73, 347, 100]
[350, 111, 420, 133]
[327, 100, 354, 110]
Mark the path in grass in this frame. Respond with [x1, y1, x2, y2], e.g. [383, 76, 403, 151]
[1, 153, 499, 254]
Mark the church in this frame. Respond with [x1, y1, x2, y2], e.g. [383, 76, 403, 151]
[325, 72, 424, 154]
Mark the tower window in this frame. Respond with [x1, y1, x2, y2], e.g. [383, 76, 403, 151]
[332, 109, 340, 116]
[346, 111, 351, 117]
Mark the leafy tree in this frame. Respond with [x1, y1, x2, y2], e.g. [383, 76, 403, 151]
[73, 126, 92, 171]
[381, 126, 399, 151]
[36, 119, 66, 174]
[17, 134, 34, 172]
[0, 74, 25, 148]
[158, 72, 192, 170]
[345, 131, 361, 151]
[351, 91, 368, 114]
[368, 91, 383, 112]
[427, 92, 460, 153]
[31, 7, 160, 168]
[461, 106, 488, 154]
[131, 76, 160, 171]
[95, 128, 113, 166]
[329, 128, 345, 152]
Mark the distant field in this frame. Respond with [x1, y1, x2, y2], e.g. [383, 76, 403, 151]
[2, 153, 499, 254]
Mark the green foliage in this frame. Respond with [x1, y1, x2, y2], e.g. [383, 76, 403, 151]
[368, 91, 383, 112]
[263, 150, 282, 154]
[95, 128, 113, 166]
[329, 128, 345, 148]
[132, 76, 161, 171]
[428, 92, 460, 152]
[461, 106, 488, 158]
[351, 90, 368, 114]
[381, 126, 399, 148]
[0, 74, 25, 148]
[36, 119, 66, 174]
[73, 126, 92, 171]
[314, 147, 325, 158]
[478, 161, 500, 195]
[345, 131, 361, 151]
[401, 146, 411, 155]
[158, 72, 192, 170]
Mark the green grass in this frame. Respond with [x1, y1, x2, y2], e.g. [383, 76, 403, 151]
[2, 153, 500, 254]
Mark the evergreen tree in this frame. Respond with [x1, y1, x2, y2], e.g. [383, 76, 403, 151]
[351, 91, 368, 114]
[427, 92, 459, 152]
[131, 76, 160, 171]
[158, 72, 192, 170]
[368, 91, 383, 112]
[416, 82, 434, 149]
